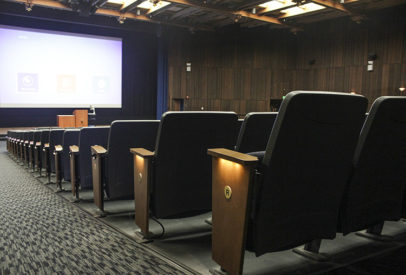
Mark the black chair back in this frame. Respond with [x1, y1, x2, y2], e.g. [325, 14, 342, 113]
[104, 120, 160, 200]
[153, 111, 239, 218]
[28, 131, 35, 142]
[33, 130, 42, 145]
[23, 131, 30, 142]
[78, 127, 110, 189]
[249, 91, 367, 255]
[62, 129, 80, 182]
[235, 112, 277, 153]
[39, 130, 50, 151]
[339, 96, 406, 234]
[49, 129, 65, 173]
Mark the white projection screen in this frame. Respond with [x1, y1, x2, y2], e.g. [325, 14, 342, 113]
[0, 25, 122, 108]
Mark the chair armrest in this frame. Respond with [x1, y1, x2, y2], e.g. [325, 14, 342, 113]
[44, 143, 50, 148]
[30, 141, 34, 145]
[69, 145, 79, 154]
[91, 145, 107, 212]
[55, 145, 63, 152]
[91, 145, 107, 156]
[130, 148, 155, 158]
[35, 142, 41, 147]
[208, 148, 259, 166]
[208, 148, 259, 275]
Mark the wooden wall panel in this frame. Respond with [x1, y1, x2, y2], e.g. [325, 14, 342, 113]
[167, 5, 406, 114]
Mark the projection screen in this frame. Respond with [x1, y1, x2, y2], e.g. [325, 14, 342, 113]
[0, 25, 122, 108]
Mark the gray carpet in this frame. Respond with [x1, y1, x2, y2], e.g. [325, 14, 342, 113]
[0, 141, 188, 274]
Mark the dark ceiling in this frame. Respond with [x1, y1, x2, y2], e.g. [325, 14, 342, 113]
[3, 0, 406, 31]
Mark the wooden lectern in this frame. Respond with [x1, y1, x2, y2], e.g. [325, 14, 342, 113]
[73, 110, 88, 127]
[57, 109, 88, 128]
[57, 115, 75, 128]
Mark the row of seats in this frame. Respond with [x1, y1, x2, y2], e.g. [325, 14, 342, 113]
[6, 91, 406, 275]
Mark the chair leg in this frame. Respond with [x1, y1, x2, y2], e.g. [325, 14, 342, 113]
[91, 153, 106, 218]
[293, 239, 330, 261]
[55, 152, 64, 193]
[356, 222, 393, 241]
[70, 153, 80, 203]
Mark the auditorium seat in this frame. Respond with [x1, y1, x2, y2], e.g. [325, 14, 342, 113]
[62, 129, 80, 182]
[31, 130, 42, 172]
[17, 131, 25, 161]
[12, 131, 19, 158]
[6, 131, 11, 153]
[22, 131, 30, 164]
[207, 91, 367, 275]
[8, 130, 16, 156]
[36, 129, 50, 176]
[235, 112, 277, 153]
[91, 120, 159, 215]
[130, 111, 239, 240]
[69, 127, 110, 201]
[47, 129, 66, 189]
[7, 130, 16, 156]
[26, 131, 35, 168]
[338, 96, 406, 240]
[42, 129, 64, 184]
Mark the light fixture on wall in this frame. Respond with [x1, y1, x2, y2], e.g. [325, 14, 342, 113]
[25, 0, 33, 12]
[117, 15, 126, 24]
[400, 87, 405, 92]
[367, 53, 377, 72]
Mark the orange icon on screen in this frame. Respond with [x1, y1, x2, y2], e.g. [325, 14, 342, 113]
[57, 75, 76, 93]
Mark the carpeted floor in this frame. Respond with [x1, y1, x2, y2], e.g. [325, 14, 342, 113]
[0, 141, 188, 274]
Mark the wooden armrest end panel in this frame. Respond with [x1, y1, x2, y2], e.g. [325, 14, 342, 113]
[208, 148, 258, 166]
[91, 145, 107, 155]
[130, 148, 154, 158]
[69, 145, 79, 154]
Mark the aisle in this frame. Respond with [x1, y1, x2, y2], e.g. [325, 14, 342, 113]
[0, 141, 187, 274]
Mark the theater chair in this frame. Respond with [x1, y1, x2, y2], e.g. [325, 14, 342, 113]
[17, 131, 25, 161]
[205, 112, 278, 226]
[24, 131, 34, 167]
[235, 112, 277, 153]
[21, 131, 29, 165]
[25, 131, 35, 168]
[9, 131, 16, 156]
[130, 112, 239, 241]
[9, 131, 15, 155]
[62, 129, 80, 183]
[6, 131, 11, 153]
[69, 127, 110, 201]
[16, 131, 23, 159]
[7, 131, 14, 156]
[31, 130, 42, 172]
[338, 96, 406, 240]
[35, 129, 50, 176]
[91, 120, 159, 216]
[207, 91, 367, 275]
[7, 131, 15, 155]
[46, 129, 65, 189]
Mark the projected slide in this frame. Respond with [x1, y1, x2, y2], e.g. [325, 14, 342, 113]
[0, 25, 122, 108]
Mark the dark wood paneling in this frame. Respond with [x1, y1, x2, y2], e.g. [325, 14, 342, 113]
[168, 5, 406, 113]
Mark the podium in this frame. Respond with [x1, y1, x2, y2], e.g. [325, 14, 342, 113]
[73, 110, 88, 127]
[57, 109, 88, 128]
[57, 115, 75, 128]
